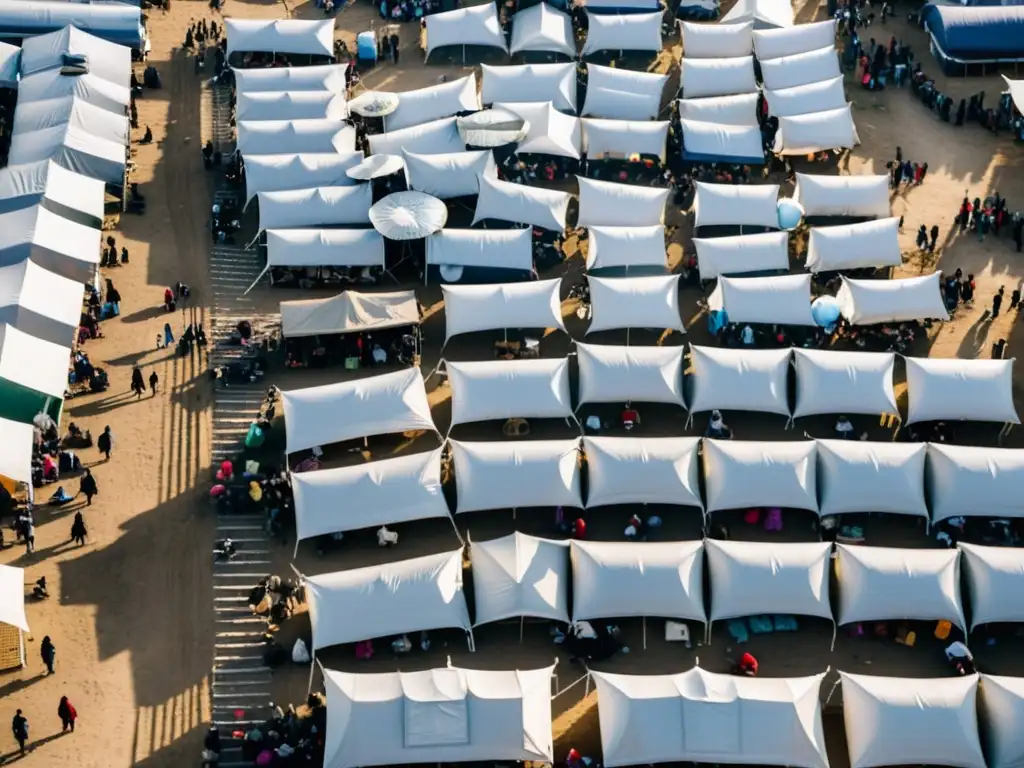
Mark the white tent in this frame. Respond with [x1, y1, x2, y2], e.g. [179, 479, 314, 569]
[795, 173, 890, 219]
[840, 673, 985, 768]
[292, 449, 448, 541]
[0, 323, 72, 403]
[20, 26, 131, 87]
[680, 120, 765, 165]
[256, 186, 373, 232]
[13, 97, 129, 146]
[368, 117, 466, 157]
[753, 19, 836, 60]
[0, 259, 85, 347]
[764, 77, 847, 119]
[835, 273, 948, 326]
[235, 90, 346, 122]
[236, 120, 355, 157]
[403, 150, 496, 199]
[586, 226, 666, 271]
[426, 228, 534, 272]
[681, 20, 753, 58]
[805, 218, 902, 272]
[703, 439, 818, 513]
[979, 674, 1024, 768]
[473, 175, 571, 231]
[835, 544, 965, 629]
[582, 11, 662, 56]
[688, 345, 791, 416]
[481, 63, 577, 112]
[322, 664, 554, 768]
[225, 18, 334, 57]
[760, 47, 841, 90]
[0, 160, 105, 224]
[0, 41, 15, 89]
[425, 4, 509, 58]
[583, 436, 702, 509]
[233, 63, 347, 94]
[442, 280, 564, 340]
[18, 69, 129, 115]
[306, 549, 471, 650]
[791, 348, 898, 419]
[773, 105, 860, 155]
[680, 56, 758, 98]
[451, 439, 582, 513]
[280, 290, 417, 339]
[693, 181, 779, 230]
[0, 418, 34, 486]
[959, 544, 1024, 630]
[585, 0, 660, 8]
[281, 368, 436, 454]
[446, 358, 573, 426]
[8, 122, 126, 185]
[571, 540, 705, 623]
[926, 444, 1024, 523]
[471, 533, 570, 625]
[495, 101, 581, 158]
[0, 204, 100, 284]
[510, 3, 575, 57]
[576, 343, 686, 407]
[694, 231, 790, 280]
[576, 177, 668, 228]
[722, 0, 795, 28]
[587, 274, 684, 334]
[582, 65, 668, 121]
[266, 229, 384, 269]
[677, 93, 759, 126]
[581, 119, 670, 161]
[387, 75, 481, 133]
[242, 153, 363, 202]
[706, 539, 833, 622]
[905, 357, 1018, 425]
[816, 440, 928, 518]
[707, 274, 816, 326]
[0, 564, 29, 632]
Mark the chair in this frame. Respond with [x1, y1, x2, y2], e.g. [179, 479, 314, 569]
[895, 626, 917, 647]
[934, 620, 952, 640]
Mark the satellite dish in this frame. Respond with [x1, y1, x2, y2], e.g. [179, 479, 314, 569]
[439, 264, 464, 283]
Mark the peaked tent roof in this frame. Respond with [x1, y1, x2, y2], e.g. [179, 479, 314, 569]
[236, 119, 356, 157]
[424, 3, 509, 58]
[0, 259, 85, 347]
[471, 533, 570, 625]
[576, 176, 668, 227]
[19, 25, 131, 87]
[13, 95, 129, 145]
[0, 321, 70, 400]
[693, 231, 790, 280]
[0, 203, 99, 283]
[510, 3, 575, 57]
[959, 544, 1024, 630]
[978, 674, 1024, 768]
[233, 63, 347, 94]
[586, 226, 667, 271]
[0, 159, 105, 224]
[584, 436, 702, 509]
[481, 62, 577, 112]
[235, 90, 347, 122]
[242, 153, 363, 202]
[265, 228, 384, 269]
[225, 18, 334, 57]
[280, 290, 418, 339]
[496, 101, 581, 159]
[722, 0, 795, 29]
[18, 68, 130, 114]
[256, 185, 373, 232]
[387, 75, 480, 133]
[8, 121, 126, 185]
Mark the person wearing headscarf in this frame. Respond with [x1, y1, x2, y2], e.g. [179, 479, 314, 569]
[706, 410, 733, 439]
[57, 696, 77, 733]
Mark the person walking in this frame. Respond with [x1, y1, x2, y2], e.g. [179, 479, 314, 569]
[916, 225, 928, 250]
[40, 636, 55, 675]
[25, 520, 34, 554]
[992, 286, 1005, 318]
[78, 469, 97, 506]
[12, 710, 28, 754]
[163, 323, 175, 350]
[71, 512, 88, 547]
[131, 366, 145, 398]
[98, 426, 113, 461]
[390, 31, 400, 64]
[57, 696, 77, 733]
[149, 371, 159, 396]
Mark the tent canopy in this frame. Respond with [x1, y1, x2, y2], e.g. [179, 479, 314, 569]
[236, 119, 356, 157]
[256, 185, 373, 232]
[0, 564, 29, 632]
[693, 181, 779, 230]
[225, 18, 334, 57]
[473, 175, 570, 231]
[510, 3, 575, 57]
[773, 104, 860, 155]
[960, 544, 1024, 630]
[0, 2, 143, 48]
[677, 93, 759, 127]
[446, 358, 572, 426]
[694, 231, 790, 280]
[471, 533, 570, 625]
[496, 101, 581, 158]
[481, 63, 577, 112]
[442, 280, 564, 340]
[722, 0, 795, 28]
[583, 436, 702, 509]
[0, 418, 34, 486]
[924, 5, 1024, 63]
[582, 11, 662, 56]
[235, 90, 346, 122]
[791, 348, 898, 418]
[19, 67, 129, 114]
[816, 439, 928, 518]
[806, 217, 902, 272]
[0, 203, 99, 283]
[707, 274, 816, 326]
[13, 97, 127, 145]
[681, 20, 753, 58]
[760, 46, 841, 90]
[0, 258, 84, 347]
[0, 40, 14, 88]
[577, 177, 668, 227]
[242, 153, 363, 202]
[0, 322, 70, 400]
[703, 439, 818, 513]
[764, 77, 848, 119]
[266, 228, 383, 269]
[753, 19, 835, 59]
[233, 63, 347, 94]
[388, 75, 481, 132]
[8, 121, 125, 185]
[586, 226, 666, 271]
[586, 274, 684, 334]
[926, 443, 1024, 523]
[794, 173, 890, 219]
[905, 357, 1018, 425]
[425, 4, 509, 57]
[576, 343, 686, 407]
[368, 117, 466, 157]
[0, 159, 105, 224]
[680, 120, 765, 165]
[582, 119, 669, 161]
[20, 25, 131, 87]
[403, 150, 496, 200]
[426, 227, 534, 271]
[835, 273, 948, 326]
[680, 56, 758, 99]
[1005, 76, 1024, 115]
[582, 65, 668, 121]
[688, 345, 791, 416]
[978, 674, 1024, 768]
[281, 290, 418, 339]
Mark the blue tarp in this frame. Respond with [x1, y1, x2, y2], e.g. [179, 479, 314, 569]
[0, 1, 143, 48]
[924, 4, 1024, 62]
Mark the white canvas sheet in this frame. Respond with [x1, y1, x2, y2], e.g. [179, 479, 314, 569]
[256, 186, 373, 231]
[18, 69, 130, 115]
[760, 47, 841, 90]
[681, 20, 754, 58]
[587, 275, 684, 334]
[707, 274, 816, 326]
[583, 436, 702, 509]
[426, 228, 534, 271]
[694, 231, 789, 280]
[0, 322, 80, 400]
[237, 120, 356, 157]
[0, 564, 28, 632]
[582, 65, 668, 120]
[442, 280, 564, 340]
[576, 177, 668, 228]
[688, 345, 791, 415]
[280, 290, 417, 339]
[773, 105, 860, 155]
[243, 153, 363, 202]
[446, 358, 572, 426]
[576, 343, 686, 407]
[586, 226, 666, 271]
[805, 218, 902, 272]
[473, 175, 571, 231]
[795, 173, 890, 219]
[680, 56, 758, 98]
[425, 4, 509, 57]
[753, 19, 836, 60]
[226, 18, 334, 57]
[722, 0, 795, 29]
[905, 357, 1018, 425]
[926, 444, 1024, 523]
[8, 122, 125, 186]
[792, 348, 897, 418]
[582, 11, 663, 56]
[233, 63, 347, 94]
[403, 150, 496, 199]
[266, 229, 384, 269]
[495, 102, 581, 158]
[835, 273, 948, 326]
[0, 418, 34, 486]
[677, 93, 759, 126]
[481, 63, 577, 113]
[765, 77, 848, 118]
[235, 90, 346, 122]
[281, 368, 436, 454]
[978, 674, 1024, 768]
[451, 439, 582, 513]
[816, 440, 928, 518]
[680, 120, 764, 164]
[835, 544, 965, 629]
[581, 119, 669, 160]
[0, 160, 105, 223]
[960, 545, 1024, 629]
[20, 26, 131, 87]
[13, 97, 129, 146]
[693, 181, 779, 229]
[0, 259, 84, 347]
[0, 204, 100, 284]
[510, 4, 575, 57]
[471, 533, 570, 625]
[388, 75, 481, 132]
[571, 540, 705, 622]
[703, 439, 818, 513]
[368, 117, 466, 157]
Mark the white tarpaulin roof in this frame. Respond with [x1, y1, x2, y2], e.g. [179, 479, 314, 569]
[451, 439, 582, 514]
[704, 439, 818, 513]
[403, 150, 496, 199]
[281, 368, 436, 454]
[442, 280, 564, 340]
[587, 274, 684, 334]
[291, 448, 448, 540]
[706, 539, 833, 621]
[0, 322, 76, 399]
[0, 204, 99, 284]
[681, 120, 765, 164]
[806, 217, 902, 272]
[388, 75, 481, 132]
[226, 18, 334, 56]
[760, 47, 841, 90]
[688, 345, 791, 416]
[473, 175, 570, 231]
[905, 357, 1018, 425]
[446, 358, 572, 426]
[237, 120, 356, 157]
[323, 664, 554, 768]
[978, 674, 1024, 768]
[306, 549, 470, 650]
[816, 440, 928, 518]
[774, 105, 860, 155]
[13, 97, 129, 146]
[18, 69, 129, 114]
[511, 3, 575, 57]
[792, 348, 898, 419]
[693, 181, 779, 229]
[266, 229, 384, 269]
[680, 56, 758, 99]
[256, 186, 372, 232]
[235, 90, 346, 122]
[795, 173, 890, 219]
[281, 290, 418, 339]
[835, 273, 949, 326]
[677, 93, 760, 126]
[425, 3, 509, 57]
[426, 227, 533, 271]
[577, 343, 686, 407]
[682, 20, 753, 58]
[582, 11, 663, 56]
[243, 153, 363, 202]
[233, 63, 347, 94]
[840, 673, 985, 768]
[471, 533, 570, 625]
[708, 274, 816, 326]
[8, 121, 125, 185]
[495, 101, 581, 158]
[581, 119, 669, 161]
[694, 231, 789, 280]
[0, 418, 33, 486]
[368, 117, 466, 157]
[20, 26, 131, 87]
[586, 226, 666, 271]
[0, 258, 84, 347]
[584, 436, 702, 509]
[577, 177, 668, 228]
[960, 545, 1024, 630]
[765, 77, 847, 119]
[722, 0, 795, 28]
[0, 564, 28, 632]
[572, 540, 705, 622]
[926, 444, 1024, 523]
[481, 63, 577, 112]
[0, 160, 105, 223]
[0, 41, 16, 89]
[582, 65, 668, 121]
[753, 19, 836, 60]
[835, 544, 965, 629]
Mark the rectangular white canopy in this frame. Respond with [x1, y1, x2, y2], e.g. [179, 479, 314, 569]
[306, 549, 470, 650]
[795, 173, 890, 220]
[979, 674, 1024, 768]
[792, 348, 898, 418]
[773, 105, 860, 155]
[233, 63, 347, 94]
[18, 69, 129, 114]
[703, 439, 818, 513]
[403, 150, 495, 200]
[481, 63, 577, 113]
[681, 20, 753, 58]
[835, 273, 949, 326]
[9, 122, 125, 186]
[496, 101, 581, 158]
[446, 358, 572, 426]
[926, 443, 1024, 523]
[764, 77, 847, 118]
[840, 673, 985, 768]
[236, 119, 356, 157]
[722, 0, 795, 29]
[577, 177, 668, 228]
[424, 3, 509, 57]
[243, 153, 363, 203]
[426, 228, 534, 271]
[583, 436, 702, 509]
[368, 117, 466, 157]
[472, 533, 570, 624]
[835, 544, 965, 629]
[805, 218, 902, 272]
[292, 448, 449, 540]
[442, 279, 564, 340]
[323, 664, 554, 768]
[20, 26, 131, 88]
[760, 47, 841, 90]
[816, 439, 928, 518]
[586, 226, 666, 271]
[905, 357, 1018, 425]
[256, 186, 372, 232]
[473, 175, 571, 231]
[582, 65, 668, 121]
[0, 204, 99, 284]
[0, 418, 34, 486]
[0, 160, 105, 223]
[572, 540, 705, 622]
[281, 290, 418, 339]
[266, 229, 384, 269]
[0, 259, 84, 347]
[694, 231, 789, 280]
[235, 90, 346, 122]
[0, 322, 70, 400]
[677, 93, 760, 126]
[681, 120, 765, 164]
[960, 545, 1024, 630]
[387, 75, 481, 133]
[753, 19, 836, 60]
[587, 274, 684, 334]
[510, 3, 575, 57]
[451, 439, 582, 514]
[582, 119, 670, 161]
[582, 11, 663, 56]
[0, 564, 29, 632]
[693, 181, 779, 229]
[680, 56, 758, 99]
[577, 343, 686, 407]
[225, 18, 334, 57]
[593, 669, 828, 768]
[707, 274, 816, 326]
[13, 97, 129, 146]
[281, 368, 436, 454]
[688, 345, 790, 416]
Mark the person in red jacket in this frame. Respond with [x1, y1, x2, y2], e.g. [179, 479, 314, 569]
[58, 696, 77, 733]
[735, 652, 759, 677]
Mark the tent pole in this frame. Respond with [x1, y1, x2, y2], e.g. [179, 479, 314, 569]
[307, 650, 317, 696]
[293, 536, 300, 560]
[520, 615, 524, 644]
[448, 514, 465, 546]
[642, 617, 647, 649]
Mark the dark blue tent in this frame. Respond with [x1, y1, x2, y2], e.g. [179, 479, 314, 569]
[924, 4, 1024, 72]
[0, 1, 143, 48]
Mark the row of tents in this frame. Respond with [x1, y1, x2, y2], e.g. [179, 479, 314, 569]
[0, 1, 145, 49]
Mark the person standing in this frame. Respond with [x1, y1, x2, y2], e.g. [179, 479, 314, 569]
[25, 520, 34, 554]
[992, 286, 1005, 318]
[149, 371, 159, 396]
[390, 31, 400, 64]
[78, 470, 97, 506]
[11, 709, 28, 754]
[71, 512, 88, 547]
[98, 426, 113, 461]
[40, 636, 55, 675]
[57, 697, 77, 733]
[131, 366, 145, 398]
[916, 225, 928, 250]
